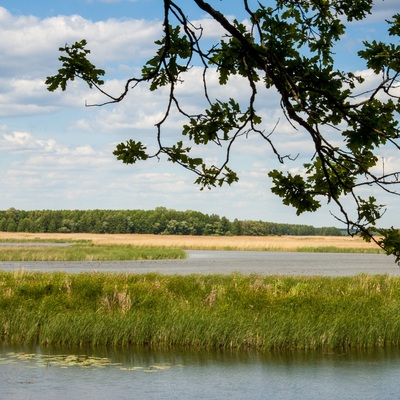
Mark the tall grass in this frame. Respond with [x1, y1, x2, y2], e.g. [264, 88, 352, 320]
[0, 244, 186, 261]
[0, 232, 380, 253]
[1, 271, 400, 350]
[0, 238, 90, 244]
[295, 246, 383, 254]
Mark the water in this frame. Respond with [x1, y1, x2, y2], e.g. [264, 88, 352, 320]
[1, 252, 399, 398]
[0, 250, 399, 275]
[1, 345, 399, 399]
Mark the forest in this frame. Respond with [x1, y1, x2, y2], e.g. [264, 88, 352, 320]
[0, 207, 342, 236]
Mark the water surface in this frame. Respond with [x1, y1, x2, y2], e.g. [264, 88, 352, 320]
[1, 345, 399, 400]
[0, 251, 398, 275]
[1, 253, 399, 398]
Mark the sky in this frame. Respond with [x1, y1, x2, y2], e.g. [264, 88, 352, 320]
[0, 0, 399, 228]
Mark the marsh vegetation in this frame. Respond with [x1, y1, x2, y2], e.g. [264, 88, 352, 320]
[0, 232, 382, 254]
[0, 233, 393, 351]
[0, 242, 186, 261]
[1, 271, 400, 350]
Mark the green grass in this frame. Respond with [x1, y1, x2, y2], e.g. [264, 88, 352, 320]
[214, 246, 383, 254]
[294, 246, 384, 254]
[0, 238, 91, 244]
[0, 242, 382, 262]
[0, 244, 186, 261]
[1, 271, 400, 350]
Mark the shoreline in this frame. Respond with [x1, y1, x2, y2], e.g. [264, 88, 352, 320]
[0, 232, 379, 251]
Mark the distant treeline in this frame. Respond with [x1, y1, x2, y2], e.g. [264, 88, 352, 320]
[0, 207, 342, 236]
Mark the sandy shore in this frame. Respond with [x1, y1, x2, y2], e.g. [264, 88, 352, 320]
[0, 232, 379, 251]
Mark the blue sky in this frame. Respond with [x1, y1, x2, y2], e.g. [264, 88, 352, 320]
[1, 0, 156, 19]
[0, 0, 399, 228]
[1, 0, 248, 21]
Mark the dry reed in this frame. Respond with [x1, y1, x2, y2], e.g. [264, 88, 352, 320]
[0, 232, 380, 252]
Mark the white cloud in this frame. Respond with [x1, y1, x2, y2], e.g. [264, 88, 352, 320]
[366, 0, 399, 22]
[3, 131, 33, 147]
[1, 129, 105, 166]
[0, 4, 398, 229]
[0, 7, 162, 78]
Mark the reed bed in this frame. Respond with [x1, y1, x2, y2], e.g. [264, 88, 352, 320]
[1, 271, 400, 351]
[0, 232, 382, 253]
[294, 246, 383, 254]
[0, 244, 186, 261]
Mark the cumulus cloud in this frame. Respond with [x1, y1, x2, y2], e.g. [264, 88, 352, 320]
[366, 0, 399, 22]
[0, 4, 398, 228]
[0, 7, 161, 68]
[0, 6, 164, 117]
[1, 128, 104, 162]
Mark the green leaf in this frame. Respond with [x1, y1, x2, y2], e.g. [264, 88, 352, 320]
[113, 140, 149, 164]
[45, 40, 105, 92]
[376, 227, 400, 264]
[268, 170, 321, 215]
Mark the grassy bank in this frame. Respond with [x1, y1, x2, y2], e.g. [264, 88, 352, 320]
[0, 243, 382, 262]
[294, 246, 382, 254]
[1, 271, 400, 351]
[0, 232, 385, 256]
[0, 243, 186, 261]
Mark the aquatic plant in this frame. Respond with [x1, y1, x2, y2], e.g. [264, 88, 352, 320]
[0, 244, 186, 261]
[1, 272, 400, 351]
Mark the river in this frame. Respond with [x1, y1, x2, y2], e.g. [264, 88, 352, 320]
[1, 344, 399, 400]
[0, 250, 399, 275]
[1, 251, 399, 399]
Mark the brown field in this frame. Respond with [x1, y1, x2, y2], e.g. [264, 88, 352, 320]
[0, 232, 380, 251]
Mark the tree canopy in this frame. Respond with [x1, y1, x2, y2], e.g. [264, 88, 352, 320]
[0, 207, 342, 236]
[46, 1, 400, 262]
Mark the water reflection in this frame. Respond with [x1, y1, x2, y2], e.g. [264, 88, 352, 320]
[1, 343, 399, 399]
